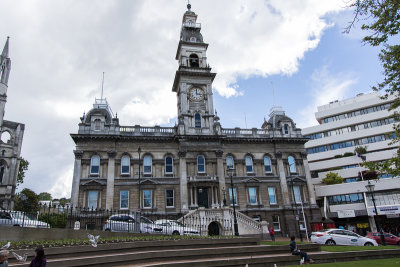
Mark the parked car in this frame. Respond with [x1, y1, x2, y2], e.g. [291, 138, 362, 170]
[103, 214, 163, 234]
[311, 229, 378, 246]
[0, 210, 50, 228]
[154, 219, 200, 236]
[366, 232, 400, 245]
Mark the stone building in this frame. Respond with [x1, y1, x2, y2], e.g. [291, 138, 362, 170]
[70, 5, 320, 236]
[0, 37, 25, 209]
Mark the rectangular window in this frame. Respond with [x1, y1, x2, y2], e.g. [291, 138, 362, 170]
[272, 215, 280, 231]
[88, 191, 98, 209]
[166, 189, 174, 207]
[120, 191, 129, 209]
[248, 187, 257, 204]
[143, 190, 152, 208]
[293, 186, 302, 203]
[268, 187, 277, 204]
[229, 188, 238, 206]
[165, 157, 173, 174]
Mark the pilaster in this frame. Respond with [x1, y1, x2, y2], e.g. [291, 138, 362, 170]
[276, 151, 290, 206]
[106, 150, 116, 210]
[301, 152, 317, 206]
[71, 150, 83, 208]
[179, 150, 188, 213]
[215, 150, 225, 207]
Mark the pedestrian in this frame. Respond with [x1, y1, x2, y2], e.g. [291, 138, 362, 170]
[29, 246, 46, 267]
[289, 236, 314, 264]
[269, 227, 275, 241]
[0, 250, 8, 267]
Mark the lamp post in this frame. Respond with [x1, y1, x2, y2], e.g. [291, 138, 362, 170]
[138, 147, 142, 233]
[290, 178, 303, 242]
[365, 180, 385, 246]
[222, 187, 227, 207]
[227, 166, 239, 236]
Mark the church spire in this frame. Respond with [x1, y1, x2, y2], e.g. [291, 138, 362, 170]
[1, 37, 9, 59]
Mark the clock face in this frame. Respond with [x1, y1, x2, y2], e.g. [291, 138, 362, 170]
[189, 87, 204, 101]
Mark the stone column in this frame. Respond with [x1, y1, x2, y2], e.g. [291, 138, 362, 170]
[216, 150, 225, 207]
[106, 150, 116, 210]
[301, 153, 317, 206]
[179, 151, 189, 213]
[276, 152, 290, 206]
[71, 150, 83, 208]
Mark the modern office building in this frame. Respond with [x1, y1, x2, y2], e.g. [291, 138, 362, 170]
[303, 92, 400, 233]
[0, 37, 25, 209]
[70, 5, 321, 236]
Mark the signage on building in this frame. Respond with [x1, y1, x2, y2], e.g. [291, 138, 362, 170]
[337, 210, 355, 218]
[367, 205, 400, 216]
[386, 214, 400, 218]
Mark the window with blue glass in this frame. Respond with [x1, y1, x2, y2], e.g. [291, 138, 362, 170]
[197, 155, 205, 173]
[229, 188, 237, 206]
[248, 187, 257, 204]
[88, 191, 98, 209]
[288, 156, 296, 173]
[121, 155, 130, 175]
[264, 156, 272, 173]
[90, 155, 100, 175]
[293, 186, 302, 203]
[284, 124, 289, 134]
[120, 191, 129, 209]
[195, 113, 201, 128]
[143, 155, 152, 174]
[143, 190, 152, 208]
[226, 156, 234, 170]
[268, 187, 277, 204]
[245, 156, 253, 173]
[165, 156, 173, 174]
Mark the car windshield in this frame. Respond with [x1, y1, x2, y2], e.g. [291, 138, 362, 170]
[170, 221, 184, 227]
[141, 217, 153, 224]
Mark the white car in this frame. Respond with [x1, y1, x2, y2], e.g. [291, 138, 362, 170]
[103, 214, 163, 234]
[0, 210, 50, 228]
[311, 229, 378, 246]
[154, 219, 200, 236]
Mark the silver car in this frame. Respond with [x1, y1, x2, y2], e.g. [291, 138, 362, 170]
[103, 214, 162, 234]
[154, 219, 200, 236]
[0, 210, 50, 228]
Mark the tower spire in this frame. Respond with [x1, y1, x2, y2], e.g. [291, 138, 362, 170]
[1, 37, 9, 59]
[187, 0, 191, 11]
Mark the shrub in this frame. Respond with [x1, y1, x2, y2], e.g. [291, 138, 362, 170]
[343, 152, 355, 157]
[322, 172, 344, 185]
[334, 154, 343, 158]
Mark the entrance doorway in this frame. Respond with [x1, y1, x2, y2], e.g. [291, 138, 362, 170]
[208, 221, 220, 236]
[197, 187, 209, 208]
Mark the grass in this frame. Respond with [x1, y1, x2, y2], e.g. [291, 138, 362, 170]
[286, 257, 400, 267]
[322, 244, 400, 252]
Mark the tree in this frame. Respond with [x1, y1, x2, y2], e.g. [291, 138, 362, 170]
[17, 158, 29, 188]
[322, 172, 344, 185]
[346, 1, 400, 176]
[14, 188, 39, 214]
[38, 192, 52, 201]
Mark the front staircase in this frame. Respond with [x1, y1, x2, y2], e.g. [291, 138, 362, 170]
[179, 207, 263, 236]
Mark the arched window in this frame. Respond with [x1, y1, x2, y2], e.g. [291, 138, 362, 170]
[245, 156, 253, 173]
[90, 155, 100, 175]
[283, 124, 289, 134]
[121, 155, 130, 175]
[94, 119, 101, 131]
[264, 156, 272, 173]
[288, 156, 296, 173]
[226, 156, 234, 170]
[197, 155, 205, 173]
[195, 113, 201, 128]
[165, 156, 173, 174]
[143, 155, 152, 174]
[189, 54, 199, 67]
[0, 163, 4, 184]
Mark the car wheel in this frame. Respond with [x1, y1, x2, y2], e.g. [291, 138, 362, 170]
[325, 239, 336, 245]
[104, 228, 111, 231]
[172, 231, 180, 235]
[13, 224, 20, 227]
[364, 242, 373, 246]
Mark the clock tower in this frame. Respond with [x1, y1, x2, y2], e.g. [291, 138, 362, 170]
[172, 4, 218, 135]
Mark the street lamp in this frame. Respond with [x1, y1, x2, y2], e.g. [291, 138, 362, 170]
[289, 178, 303, 242]
[138, 147, 142, 233]
[365, 180, 385, 246]
[227, 166, 239, 236]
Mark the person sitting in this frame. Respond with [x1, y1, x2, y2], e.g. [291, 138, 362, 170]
[29, 246, 46, 267]
[289, 236, 314, 264]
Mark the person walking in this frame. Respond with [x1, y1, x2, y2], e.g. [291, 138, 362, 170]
[0, 250, 8, 267]
[29, 246, 46, 267]
[269, 227, 275, 241]
[289, 236, 314, 264]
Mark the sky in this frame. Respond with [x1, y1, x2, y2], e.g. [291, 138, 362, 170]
[0, 0, 384, 199]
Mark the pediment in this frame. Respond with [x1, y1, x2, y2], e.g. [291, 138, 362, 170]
[81, 179, 106, 186]
[288, 176, 306, 183]
[140, 179, 158, 185]
[243, 177, 261, 183]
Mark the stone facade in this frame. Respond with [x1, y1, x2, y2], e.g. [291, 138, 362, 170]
[0, 37, 25, 209]
[70, 5, 320, 237]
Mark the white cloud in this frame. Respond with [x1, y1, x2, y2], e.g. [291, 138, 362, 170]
[297, 65, 358, 128]
[0, 0, 346, 198]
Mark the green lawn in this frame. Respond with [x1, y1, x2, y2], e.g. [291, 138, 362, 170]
[286, 257, 400, 267]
